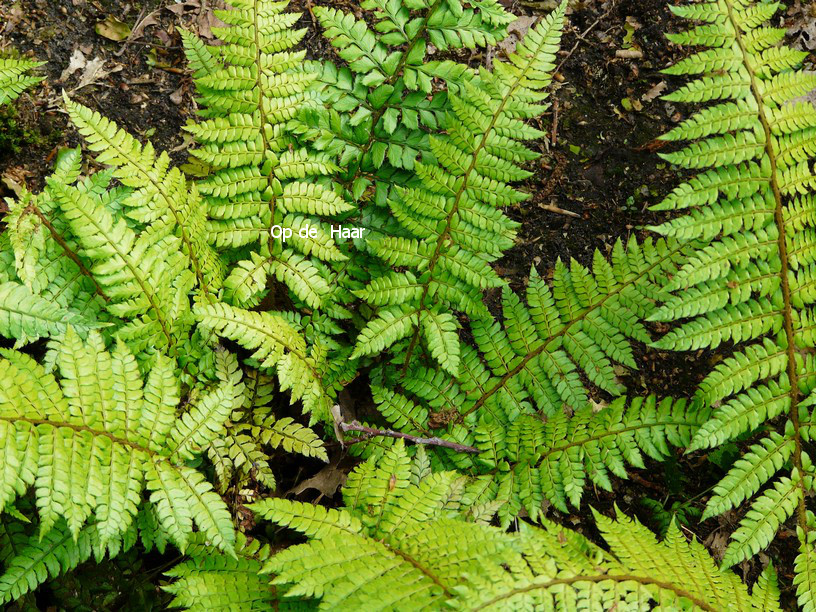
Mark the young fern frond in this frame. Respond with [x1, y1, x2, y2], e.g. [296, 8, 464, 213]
[0, 58, 43, 105]
[0, 108, 219, 361]
[182, 0, 354, 311]
[48, 178, 192, 356]
[168, 442, 779, 611]
[351, 3, 568, 372]
[0, 328, 236, 560]
[64, 96, 224, 298]
[649, 0, 816, 597]
[194, 302, 337, 422]
[206, 353, 327, 494]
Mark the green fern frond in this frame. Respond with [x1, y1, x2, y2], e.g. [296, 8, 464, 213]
[163, 534, 275, 611]
[194, 302, 336, 421]
[0, 281, 103, 345]
[64, 96, 223, 297]
[0, 328, 235, 556]
[356, 392, 706, 523]
[650, 0, 816, 590]
[0, 521, 95, 605]
[0, 57, 43, 105]
[205, 353, 327, 494]
[182, 0, 353, 311]
[348, 236, 689, 521]
[353, 3, 569, 372]
[164, 442, 775, 611]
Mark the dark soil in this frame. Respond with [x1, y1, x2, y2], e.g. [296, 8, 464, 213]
[1, 0, 814, 608]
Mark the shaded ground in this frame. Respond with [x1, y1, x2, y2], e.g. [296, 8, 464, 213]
[1, 0, 815, 608]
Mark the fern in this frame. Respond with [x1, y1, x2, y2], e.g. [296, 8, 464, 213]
[0, 57, 43, 105]
[65, 95, 223, 298]
[354, 393, 705, 524]
[163, 533, 282, 611]
[649, 0, 816, 602]
[181, 0, 354, 312]
[350, 3, 568, 372]
[207, 352, 327, 495]
[0, 148, 111, 346]
[194, 302, 339, 422]
[348, 237, 693, 521]
[307, 0, 513, 207]
[0, 520, 96, 605]
[0, 328, 235, 558]
[0, 107, 212, 363]
[166, 441, 779, 610]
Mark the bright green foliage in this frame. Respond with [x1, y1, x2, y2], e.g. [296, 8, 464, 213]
[182, 0, 354, 311]
[355, 394, 705, 524]
[65, 95, 223, 297]
[0, 521, 96, 605]
[166, 442, 778, 611]
[194, 302, 337, 422]
[351, 237, 690, 522]
[649, 0, 816, 601]
[163, 533, 275, 611]
[0, 147, 111, 347]
[207, 353, 327, 494]
[351, 3, 568, 372]
[307, 0, 514, 209]
[0, 57, 43, 105]
[0, 105, 214, 363]
[0, 280, 104, 345]
[0, 328, 235, 559]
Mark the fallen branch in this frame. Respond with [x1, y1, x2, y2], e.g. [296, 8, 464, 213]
[338, 419, 481, 455]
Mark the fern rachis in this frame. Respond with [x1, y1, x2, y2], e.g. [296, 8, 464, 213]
[651, 0, 816, 603]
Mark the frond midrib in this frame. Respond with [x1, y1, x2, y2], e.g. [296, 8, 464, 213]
[470, 572, 718, 611]
[3, 415, 156, 457]
[723, 0, 807, 533]
[463, 240, 687, 417]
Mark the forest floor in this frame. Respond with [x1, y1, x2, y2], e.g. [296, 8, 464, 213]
[1, 0, 815, 608]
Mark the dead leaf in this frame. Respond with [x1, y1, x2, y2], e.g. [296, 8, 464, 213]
[289, 464, 347, 499]
[96, 15, 131, 42]
[166, 0, 201, 16]
[129, 10, 160, 41]
[616, 49, 643, 60]
[71, 57, 122, 91]
[497, 16, 537, 55]
[642, 81, 667, 103]
[2, 167, 31, 198]
[61, 48, 87, 81]
[169, 85, 185, 106]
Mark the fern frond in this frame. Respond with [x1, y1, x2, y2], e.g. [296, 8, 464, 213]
[0, 281, 103, 345]
[356, 391, 705, 523]
[163, 534, 274, 611]
[354, 3, 569, 372]
[0, 58, 43, 105]
[652, 0, 816, 576]
[0, 328, 235, 555]
[0, 521, 95, 605]
[194, 302, 335, 421]
[182, 0, 353, 312]
[64, 96, 223, 297]
[197, 443, 775, 611]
